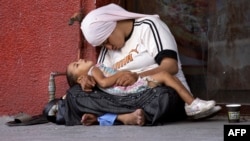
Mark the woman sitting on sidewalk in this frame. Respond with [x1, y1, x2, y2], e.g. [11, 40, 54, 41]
[66, 59, 215, 117]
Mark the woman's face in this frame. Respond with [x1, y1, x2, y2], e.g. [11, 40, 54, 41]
[67, 59, 94, 77]
[102, 27, 125, 50]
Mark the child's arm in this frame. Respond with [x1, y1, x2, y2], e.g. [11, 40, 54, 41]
[91, 67, 126, 88]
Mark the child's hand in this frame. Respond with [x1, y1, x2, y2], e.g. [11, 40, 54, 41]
[79, 75, 96, 92]
[115, 71, 138, 86]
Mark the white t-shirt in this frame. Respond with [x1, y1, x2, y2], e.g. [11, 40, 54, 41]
[97, 16, 190, 91]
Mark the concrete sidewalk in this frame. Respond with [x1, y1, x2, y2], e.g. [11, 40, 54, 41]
[0, 115, 249, 141]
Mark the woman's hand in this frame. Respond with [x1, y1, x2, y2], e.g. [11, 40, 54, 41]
[78, 75, 96, 92]
[115, 71, 138, 86]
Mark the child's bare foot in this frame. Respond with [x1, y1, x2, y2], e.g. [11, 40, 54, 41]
[81, 113, 98, 126]
[117, 109, 145, 126]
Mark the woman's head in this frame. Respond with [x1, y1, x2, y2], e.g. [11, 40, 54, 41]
[100, 21, 128, 50]
[66, 59, 94, 87]
[81, 3, 155, 47]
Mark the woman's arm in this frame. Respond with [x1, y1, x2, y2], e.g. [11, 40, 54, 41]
[138, 57, 178, 77]
[138, 17, 179, 77]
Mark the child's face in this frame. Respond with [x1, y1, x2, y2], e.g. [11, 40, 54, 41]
[67, 59, 94, 77]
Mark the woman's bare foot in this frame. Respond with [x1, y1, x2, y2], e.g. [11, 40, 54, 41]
[117, 109, 145, 126]
[81, 114, 98, 126]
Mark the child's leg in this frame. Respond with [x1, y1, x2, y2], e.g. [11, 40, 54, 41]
[149, 71, 194, 105]
[149, 71, 216, 116]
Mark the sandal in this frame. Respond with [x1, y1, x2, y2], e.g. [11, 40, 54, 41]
[6, 112, 48, 126]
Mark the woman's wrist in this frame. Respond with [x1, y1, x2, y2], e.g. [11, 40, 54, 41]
[134, 72, 140, 79]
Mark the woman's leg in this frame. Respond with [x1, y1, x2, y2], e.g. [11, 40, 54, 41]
[81, 109, 145, 126]
[116, 109, 145, 126]
[81, 114, 98, 126]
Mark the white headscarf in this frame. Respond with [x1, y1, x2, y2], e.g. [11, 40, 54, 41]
[81, 3, 158, 46]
